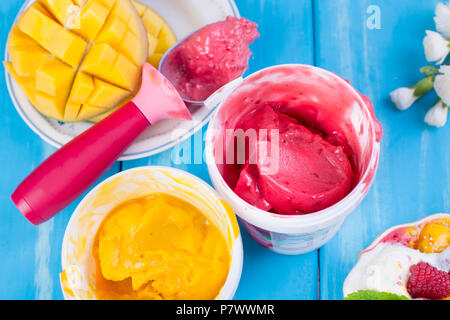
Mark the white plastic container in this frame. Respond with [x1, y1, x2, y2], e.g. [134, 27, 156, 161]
[205, 64, 382, 255]
[60, 166, 243, 300]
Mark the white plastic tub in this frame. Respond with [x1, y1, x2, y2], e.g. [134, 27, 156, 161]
[60, 166, 243, 300]
[205, 64, 382, 255]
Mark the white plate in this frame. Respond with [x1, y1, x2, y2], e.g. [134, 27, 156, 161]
[5, 0, 240, 160]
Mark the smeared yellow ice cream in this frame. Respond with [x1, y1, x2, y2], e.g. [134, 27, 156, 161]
[93, 193, 231, 300]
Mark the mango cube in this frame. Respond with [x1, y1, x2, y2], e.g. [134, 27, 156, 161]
[111, 0, 133, 24]
[147, 33, 158, 57]
[39, 0, 80, 28]
[77, 104, 106, 120]
[64, 102, 83, 122]
[48, 28, 87, 66]
[76, 1, 110, 41]
[18, 5, 87, 67]
[87, 78, 130, 108]
[141, 8, 164, 37]
[82, 43, 117, 75]
[134, 2, 177, 67]
[7, 26, 36, 48]
[118, 31, 145, 66]
[34, 91, 65, 120]
[35, 58, 75, 97]
[108, 54, 140, 90]
[18, 5, 61, 45]
[69, 72, 95, 103]
[4, 62, 37, 105]
[155, 25, 177, 53]
[10, 45, 49, 77]
[96, 16, 127, 46]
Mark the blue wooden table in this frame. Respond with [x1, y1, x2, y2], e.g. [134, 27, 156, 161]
[0, 0, 449, 300]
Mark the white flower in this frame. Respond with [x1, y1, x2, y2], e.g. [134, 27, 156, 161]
[435, 2, 450, 38]
[424, 100, 448, 127]
[423, 30, 450, 64]
[390, 87, 418, 110]
[439, 64, 450, 75]
[434, 66, 450, 105]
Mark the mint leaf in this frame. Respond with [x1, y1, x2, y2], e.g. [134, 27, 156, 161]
[344, 290, 409, 300]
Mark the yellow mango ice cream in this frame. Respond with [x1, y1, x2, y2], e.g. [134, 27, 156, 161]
[92, 193, 231, 300]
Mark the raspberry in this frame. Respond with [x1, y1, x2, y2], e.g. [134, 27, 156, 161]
[406, 262, 450, 300]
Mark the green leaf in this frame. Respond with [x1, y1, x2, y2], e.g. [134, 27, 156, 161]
[420, 66, 439, 76]
[344, 290, 410, 300]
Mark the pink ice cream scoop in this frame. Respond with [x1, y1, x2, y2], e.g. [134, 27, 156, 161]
[12, 64, 191, 225]
[160, 16, 259, 103]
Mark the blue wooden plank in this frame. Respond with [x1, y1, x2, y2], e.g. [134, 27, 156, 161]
[0, 0, 121, 300]
[314, 0, 450, 300]
[123, 0, 319, 300]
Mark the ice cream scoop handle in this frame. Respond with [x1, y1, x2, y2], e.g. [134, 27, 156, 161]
[11, 101, 150, 225]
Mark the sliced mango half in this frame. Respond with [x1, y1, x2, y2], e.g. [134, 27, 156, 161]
[6, 0, 177, 123]
[6, 0, 148, 122]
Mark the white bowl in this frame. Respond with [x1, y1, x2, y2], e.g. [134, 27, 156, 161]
[60, 166, 243, 300]
[5, 0, 240, 160]
[343, 213, 450, 297]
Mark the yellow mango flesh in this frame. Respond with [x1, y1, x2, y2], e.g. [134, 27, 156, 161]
[141, 7, 163, 37]
[7, 25, 36, 48]
[10, 45, 50, 78]
[77, 104, 106, 120]
[89, 3, 177, 123]
[154, 24, 177, 54]
[38, 0, 81, 28]
[134, 1, 177, 68]
[94, 194, 231, 300]
[4, 62, 37, 105]
[96, 16, 127, 46]
[64, 72, 94, 121]
[87, 78, 130, 107]
[18, 5, 87, 67]
[76, 0, 110, 41]
[69, 72, 95, 103]
[6, 0, 148, 122]
[416, 222, 450, 253]
[35, 57, 76, 97]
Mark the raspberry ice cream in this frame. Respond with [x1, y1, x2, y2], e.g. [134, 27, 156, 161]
[344, 215, 450, 300]
[161, 16, 259, 102]
[233, 105, 355, 214]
